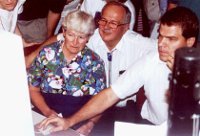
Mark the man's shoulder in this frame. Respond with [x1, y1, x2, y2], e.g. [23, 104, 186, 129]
[82, 0, 104, 7]
[135, 50, 159, 67]
[85, 0, 104, 4]
[123, 30, 157, 44]
[87, 29, 103, 48]
[124, 0, 134, 8]
[90, 29, 101, 40]
[18, 0, 26, 5]
[18, 0, 26, 7]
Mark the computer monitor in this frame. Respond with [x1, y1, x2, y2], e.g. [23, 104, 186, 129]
[0, 30, 34, 136]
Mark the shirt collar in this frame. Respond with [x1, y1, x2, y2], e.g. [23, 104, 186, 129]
[97, 29, 128, 54]
[60, 42, 88, 63]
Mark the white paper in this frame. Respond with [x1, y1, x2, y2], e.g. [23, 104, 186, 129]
[114, 121, 167, 136]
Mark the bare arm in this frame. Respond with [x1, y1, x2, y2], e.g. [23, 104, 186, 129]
[29, 85, 57, 117]
[25, 35, 58, 68]
[47, 10, 61, 38]
[38, 87, 120, 133]
[75, 114, 102, 135]
[67, 87, 119, 127]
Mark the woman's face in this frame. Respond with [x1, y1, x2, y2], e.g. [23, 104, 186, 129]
[0, 0, 17, 11]
[62, 28, 89, 56]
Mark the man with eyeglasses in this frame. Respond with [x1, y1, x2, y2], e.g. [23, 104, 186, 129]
[80, 0, 135, 30]
[86, 1, 156, 104]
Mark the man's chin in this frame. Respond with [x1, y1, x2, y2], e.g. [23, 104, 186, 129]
[159, 56, 168, 62]
[5, 7, 15, 11]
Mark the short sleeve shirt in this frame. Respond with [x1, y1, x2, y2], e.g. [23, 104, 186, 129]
[28, 41, 107, 96]
[111, 52, 171, 124]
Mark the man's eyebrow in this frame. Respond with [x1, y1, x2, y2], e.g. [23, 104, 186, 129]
[159, 33, 177, 39]
[101, 17, 120, 23]
[165, 36, 177, 39]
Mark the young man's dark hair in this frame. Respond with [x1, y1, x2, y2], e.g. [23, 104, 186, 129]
[160, 6, 199, 46]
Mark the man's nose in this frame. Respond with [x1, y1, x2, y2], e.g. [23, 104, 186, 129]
[158, 37, 166, 47]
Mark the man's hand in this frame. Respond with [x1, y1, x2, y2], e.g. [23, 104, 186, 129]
[166, 54, 174, 70]
[37, 116, 72, 134]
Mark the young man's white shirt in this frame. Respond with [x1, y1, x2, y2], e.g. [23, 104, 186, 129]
[80, 0, 136, 30]
[0, 0, 25, 32]
[111, 51, 170, 125]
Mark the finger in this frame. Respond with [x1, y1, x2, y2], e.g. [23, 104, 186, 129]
[37, 118, 48, 129]
[38, 116, 56, 129]
[166, 61, 173, 70]
[50, 125, 63, 133]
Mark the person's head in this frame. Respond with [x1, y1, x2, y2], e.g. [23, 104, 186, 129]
[62, 10, 95, 56]
[98, 1, 131, 50]
[158, 6, 199, 62]
[0, 0, 17, 11]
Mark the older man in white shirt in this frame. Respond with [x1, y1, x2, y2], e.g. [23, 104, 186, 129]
[86, 2, 156, 107]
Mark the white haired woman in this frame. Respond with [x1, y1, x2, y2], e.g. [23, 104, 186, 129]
[28, 10, 106, 135]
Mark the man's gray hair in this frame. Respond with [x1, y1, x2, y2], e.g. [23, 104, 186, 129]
[62, 10, 95, 36]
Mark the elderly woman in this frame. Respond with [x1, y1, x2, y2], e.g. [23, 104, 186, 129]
[28, 10, 106, 135]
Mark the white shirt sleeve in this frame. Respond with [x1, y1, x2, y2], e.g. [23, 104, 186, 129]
[111, 55, 148, 99]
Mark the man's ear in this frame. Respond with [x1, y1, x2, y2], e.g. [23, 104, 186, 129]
[186, 37, 196, 47]
[123, 23, 129, 32]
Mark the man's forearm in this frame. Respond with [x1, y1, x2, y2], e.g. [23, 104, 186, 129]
[67, 87, 120, 127]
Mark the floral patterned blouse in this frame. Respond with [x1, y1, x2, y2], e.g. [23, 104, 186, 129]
[28, 41, 107, 97]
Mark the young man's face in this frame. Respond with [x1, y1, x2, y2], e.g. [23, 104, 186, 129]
[0, 0, 17, 11]
[158, 24, 194, 62]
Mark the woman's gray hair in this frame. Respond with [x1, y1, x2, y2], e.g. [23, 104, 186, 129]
[62, 10, 95, 36]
